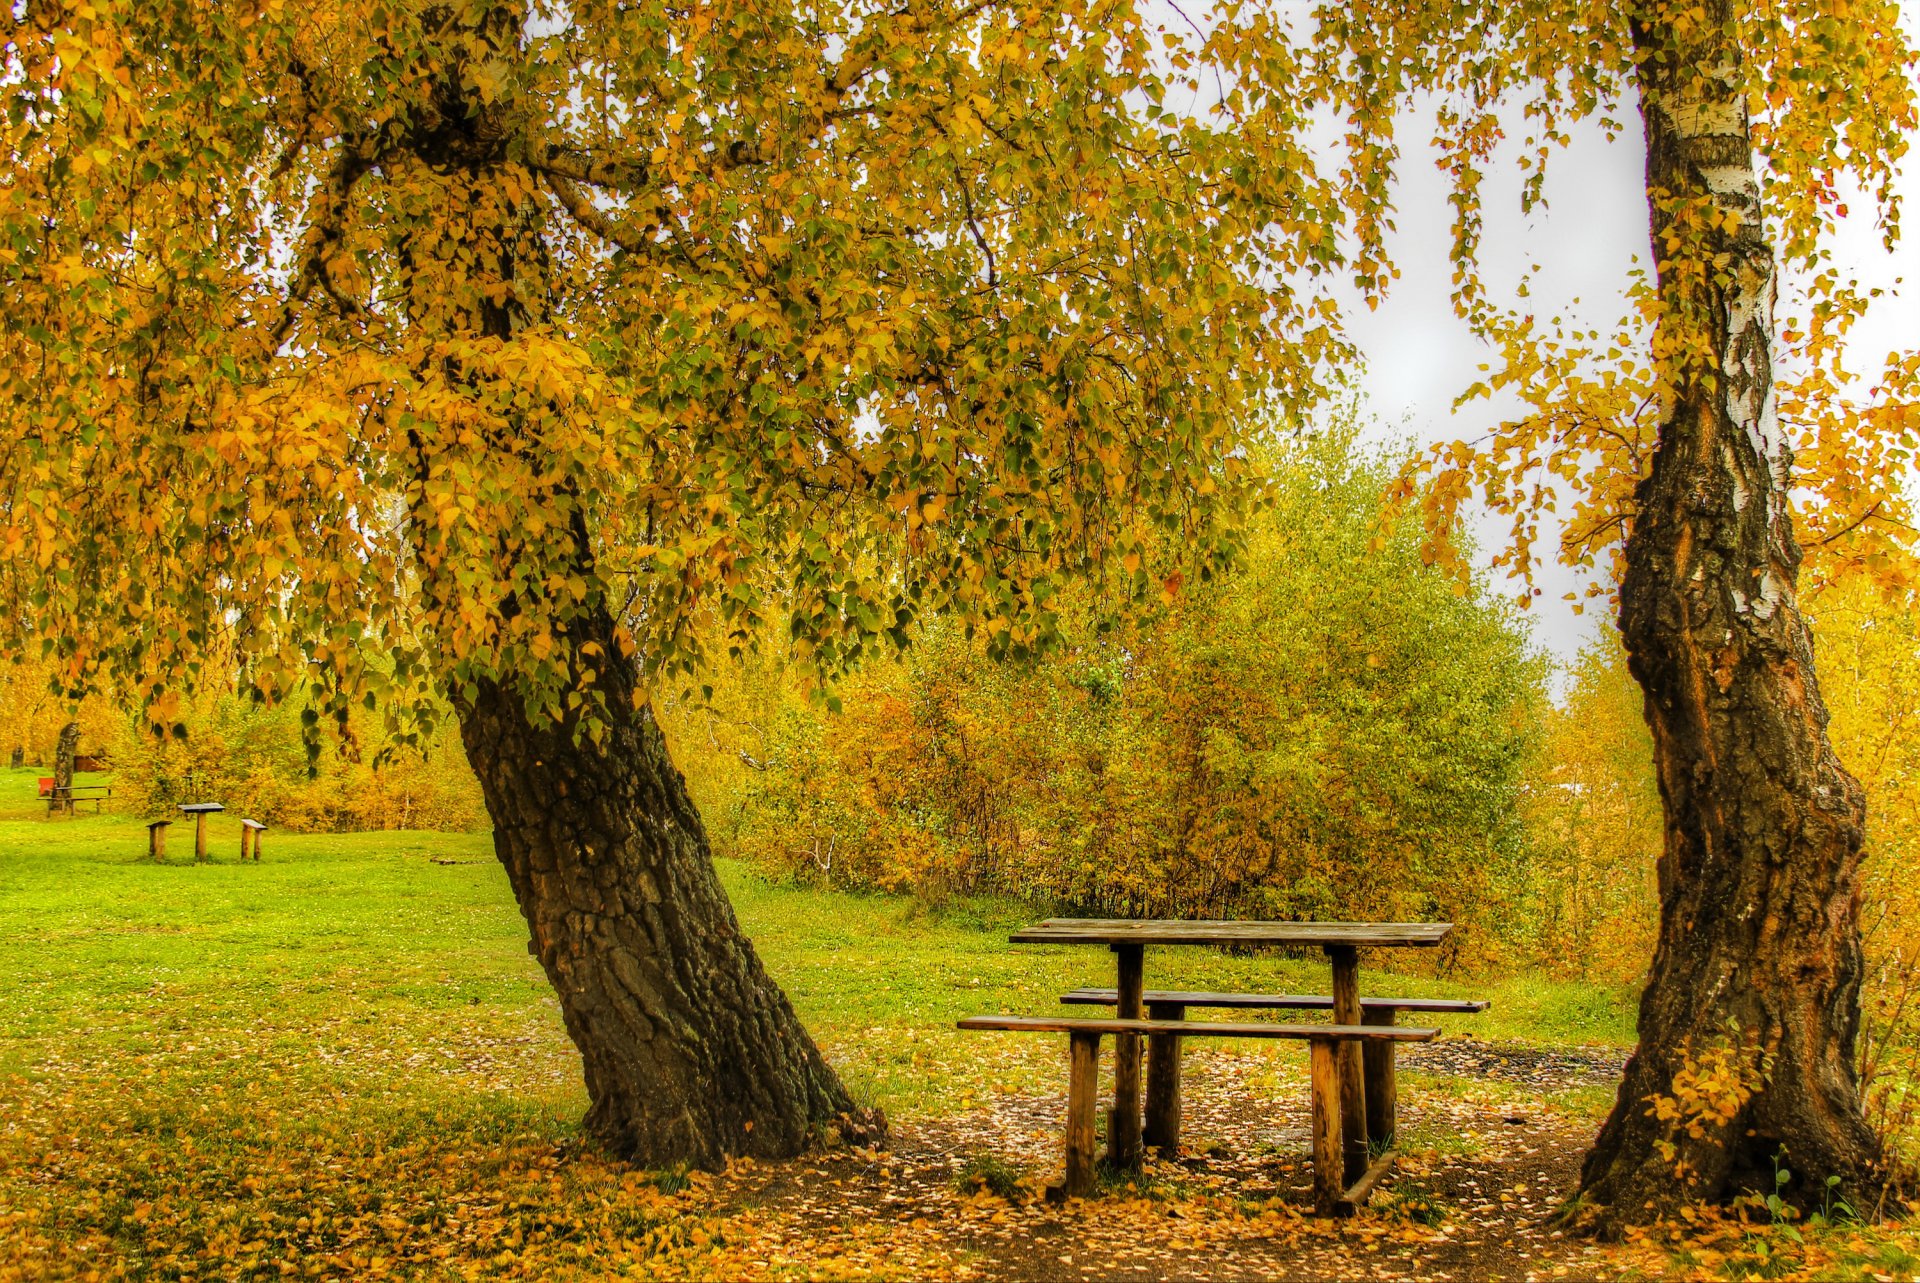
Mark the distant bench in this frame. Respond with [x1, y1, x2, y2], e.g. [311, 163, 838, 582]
[42, 783, 112, 814]
[959, 1014, 1439, 1212]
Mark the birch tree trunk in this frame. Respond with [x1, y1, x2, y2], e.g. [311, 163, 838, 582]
[1574, 2, 1881, 1226]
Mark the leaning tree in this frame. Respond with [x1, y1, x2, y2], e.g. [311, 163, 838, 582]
[1205, 0, 1919, 1226]
[0, 0, 1352, 1164]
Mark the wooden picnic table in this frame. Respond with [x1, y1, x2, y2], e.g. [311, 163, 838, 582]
[44, 783, 112, 814]
[1010, 918, 1453, 1182]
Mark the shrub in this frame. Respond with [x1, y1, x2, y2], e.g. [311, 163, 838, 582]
[665, 429, 1549, 969]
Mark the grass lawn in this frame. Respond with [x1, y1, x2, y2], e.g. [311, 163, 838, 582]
[5, 790, 1903, 1281]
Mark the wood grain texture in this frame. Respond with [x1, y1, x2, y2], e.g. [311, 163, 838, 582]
[1012, 919, 1452, 947]
[1144, 1000, 1185, 1153]
[1065, 1030, 1101, 1198]
[1329, 945, 1368, 1185]
[1061, 989, 1488, 1014]
[1309, 1038, 1346, 1217]
[1109, 944, 1144, 1168]
[956, 1015, 1440, 1041]
[1361, 1006, 1398, 1149]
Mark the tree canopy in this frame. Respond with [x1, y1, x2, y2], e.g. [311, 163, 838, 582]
[0, 0, 1363, 741]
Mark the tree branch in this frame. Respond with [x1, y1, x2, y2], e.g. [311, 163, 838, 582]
[262, 128, 391, 352]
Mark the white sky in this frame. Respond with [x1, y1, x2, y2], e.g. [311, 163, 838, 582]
[1339, 81, 1920, 669]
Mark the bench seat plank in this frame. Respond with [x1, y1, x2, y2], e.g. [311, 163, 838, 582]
[1062, 988, 1488, 1014]
[957, 1015, 1440, 1041]
[1012, 919, 1450, 947]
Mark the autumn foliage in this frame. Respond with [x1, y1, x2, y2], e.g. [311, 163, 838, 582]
[666, 432, 1544, 966]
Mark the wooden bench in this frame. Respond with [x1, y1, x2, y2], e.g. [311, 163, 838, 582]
[1061, 988, 1487, 1160]
[44, 783, 112, 814]
[958, 1014, 1438, 1213]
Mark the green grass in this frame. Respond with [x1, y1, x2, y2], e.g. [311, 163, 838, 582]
[0, 802, 1637, 1117]
[0, 801, 1643, 1279]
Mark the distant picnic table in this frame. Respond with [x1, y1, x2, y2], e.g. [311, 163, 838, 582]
[40, 781, 112, 814]
[960, 918, 1487, 1214]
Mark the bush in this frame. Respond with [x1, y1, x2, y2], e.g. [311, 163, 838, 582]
[666, 429, 1549, 969]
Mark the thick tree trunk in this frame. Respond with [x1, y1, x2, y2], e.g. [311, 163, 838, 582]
[377, 0, 878, 1171]
[456, 603, 881, 1166]
[1574, 6, 1880, 1227]
[51, 720, 78, 815]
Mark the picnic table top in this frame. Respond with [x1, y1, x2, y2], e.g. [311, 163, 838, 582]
[1009, 918, 1453, 948]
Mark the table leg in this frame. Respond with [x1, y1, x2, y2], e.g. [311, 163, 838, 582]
[1144, 1000, 1184, 1153]
[1326, 944, 1369, 1184]
[1064, 1030, 1102, 1198]
[1108, 943, 1144, 1169]
[1362, 1007, 1398, 1150]
[1309, 1037, 1346, 1216]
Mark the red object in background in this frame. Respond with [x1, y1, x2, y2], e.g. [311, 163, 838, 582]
[36, 777, 52, 798]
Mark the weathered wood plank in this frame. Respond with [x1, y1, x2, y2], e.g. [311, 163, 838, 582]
[956, 1015, 1441, 1041]
[1011, 919, 1452, 947]
[1342, 1149, 1398, 1208]
[1109, 944, 1144, 1169]
[1309, 1038, 1346, 1217]
[1061, 989, 1489, 1014]
[1362, 1006, 1399, 1149]
[1143, 1000, 1185, 1153]
[1328, 944, 1368, 1185]
[1064, 1030, 1101, 1198]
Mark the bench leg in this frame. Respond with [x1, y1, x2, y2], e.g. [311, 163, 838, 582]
[1327, 944, 1369, 1184]
[1362, 1008, 1397, 1150]
[1065, 1030, 1102, 1198]
[1308, 1037, 1347, 1216]
[1108, 943, 1144, 1169]
[1144, 1001, 1184, 1154]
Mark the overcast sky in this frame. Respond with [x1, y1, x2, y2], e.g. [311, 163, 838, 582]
[1339, 93, 1920, 669]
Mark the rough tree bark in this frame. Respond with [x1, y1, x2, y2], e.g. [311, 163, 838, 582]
[458, 602, 880, 1167]
[50, 720, 78, 815]
[1575, 3, 1881, 1226]
[391, 1, 878, 1167]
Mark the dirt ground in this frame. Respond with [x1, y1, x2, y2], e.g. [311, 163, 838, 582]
[682, 1039, 1640, 1281]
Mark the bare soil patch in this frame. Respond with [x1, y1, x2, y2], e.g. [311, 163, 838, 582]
[692, 1045, 1633, 1281]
